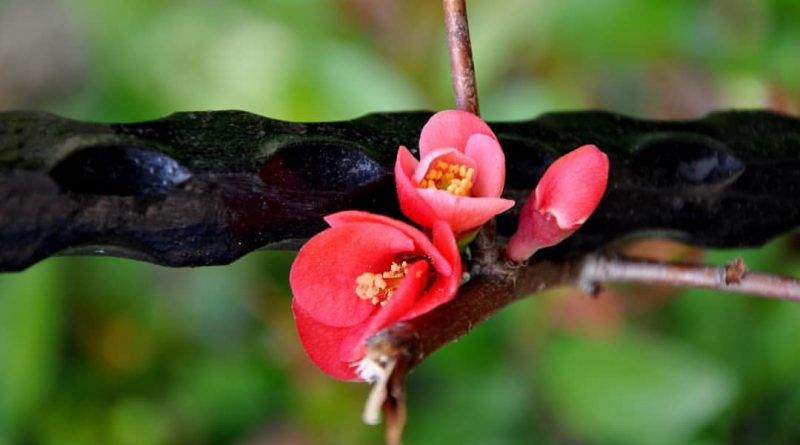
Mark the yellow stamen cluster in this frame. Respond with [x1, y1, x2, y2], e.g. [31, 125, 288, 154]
[419, 161, 475, 196]
[355, 261, 409, 306]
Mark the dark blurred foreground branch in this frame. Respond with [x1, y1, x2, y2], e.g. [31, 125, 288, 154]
[365, 252, 800, 443]
[3, 109, 800, 271]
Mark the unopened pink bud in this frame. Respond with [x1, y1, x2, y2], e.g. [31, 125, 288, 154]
[506, 144, 609, 261]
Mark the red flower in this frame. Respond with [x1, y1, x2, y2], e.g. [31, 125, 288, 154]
[290, 211, 461, 381]
[395, 110, 515, 233]
[506, 144, 609, 261]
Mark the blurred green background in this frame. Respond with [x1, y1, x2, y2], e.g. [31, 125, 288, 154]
[1, 0, 800, 444]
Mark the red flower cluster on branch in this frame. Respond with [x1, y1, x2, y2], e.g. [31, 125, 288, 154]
[288, 110, 609, 381]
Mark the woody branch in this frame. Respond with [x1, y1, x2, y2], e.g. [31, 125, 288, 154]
[365, 254, 800, 436]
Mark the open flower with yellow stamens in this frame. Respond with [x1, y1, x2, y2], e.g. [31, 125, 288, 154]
[395, 110, 515, 233]
[290, 211, 461, 381]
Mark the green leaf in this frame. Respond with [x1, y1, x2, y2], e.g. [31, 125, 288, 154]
[540, 330, 736, 445]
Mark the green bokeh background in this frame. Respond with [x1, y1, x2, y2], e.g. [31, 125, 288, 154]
[1, 1, 799, 444]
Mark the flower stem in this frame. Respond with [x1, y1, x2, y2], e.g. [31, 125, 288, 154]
[442, 0, 479, 116]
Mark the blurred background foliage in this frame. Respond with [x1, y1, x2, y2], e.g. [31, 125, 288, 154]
[1, 0, 799, 444]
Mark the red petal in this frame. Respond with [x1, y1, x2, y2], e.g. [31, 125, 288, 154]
[419, 110, 497, 159]
[534, 144, 609, 229]
[325, 210, 452, 277]
[292, 300, 358, 381]
[393, 147, 439, 229]
[405, 221, 461, 318]
[464, 133, 506, 198]
[338, 260, 430, 362]
[416, 189, 515, 232]
[290, 222, 414, 327]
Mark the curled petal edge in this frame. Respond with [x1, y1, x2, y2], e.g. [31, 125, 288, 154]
[419, 109, 498, 158]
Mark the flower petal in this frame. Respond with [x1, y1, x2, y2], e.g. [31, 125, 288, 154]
[506, 207, 567, 261]
[393, 147, 439, 229]
[534, 144, 609, 229]
[419, 110, 497, 159]
[326, 210, 452, 277]
[338, 260, 430, 362]
[416, 189, 516, 232]
[292, 300, 358, 381]
[404, 221, 462, 319]
[290, 221, 414, 327]
[464, 133, 505, 198]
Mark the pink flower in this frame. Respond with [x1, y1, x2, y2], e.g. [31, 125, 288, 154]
[395, 110, 515, 233]
[506, 144, 609, 261]
[290, 211, 461, 381]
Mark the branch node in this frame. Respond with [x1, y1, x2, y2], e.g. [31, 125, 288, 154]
[724, 257, 748, 285]
[470, 220, 519, 280]
[577, 254, 605, 295]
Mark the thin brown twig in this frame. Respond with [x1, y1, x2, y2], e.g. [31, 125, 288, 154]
[442, 0, 479, 115]
[579, 255, 800, 301]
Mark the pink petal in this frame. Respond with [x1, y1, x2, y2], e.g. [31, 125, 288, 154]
[395, 145, 419, 174]
[290, 222, 414, 327]
[464, 133, 505, 198]
[506, 207, 568, 261]
[534, 144, 609, 229]
[416, 189, 515, 232]
[412, 148, 477, 184]
[419, 110, 497, 159]
[325, 210, 452, 277]
[338, 260, 430, 362]
[292, 300, 358, 381]
[393, 147, 439, 230]
[404, 222, 462, 319]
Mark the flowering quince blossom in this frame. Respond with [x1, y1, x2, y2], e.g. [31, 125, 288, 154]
[506, 144, 609, 261]
[290, 211, 461, 381]
[395, 110, 515, 233]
